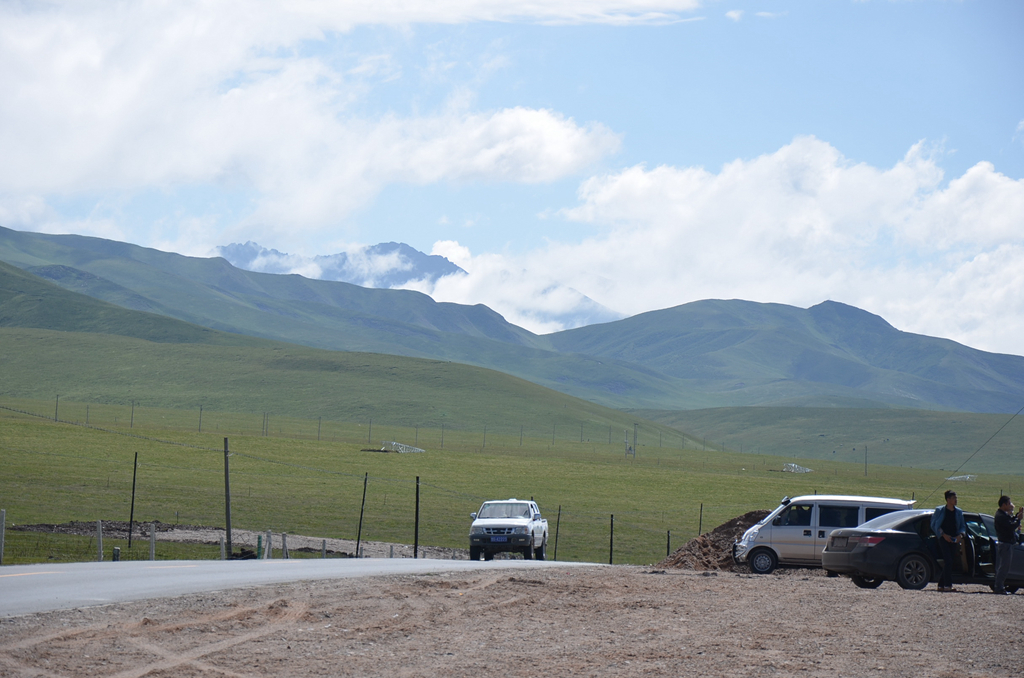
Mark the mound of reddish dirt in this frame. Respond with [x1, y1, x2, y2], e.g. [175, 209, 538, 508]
[658, 510, 770, 571]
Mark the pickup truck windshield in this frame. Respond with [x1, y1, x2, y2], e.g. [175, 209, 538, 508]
[479, 503, 531, 519]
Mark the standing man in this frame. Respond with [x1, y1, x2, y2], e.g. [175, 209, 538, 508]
[993, 495, 1023, 594]
[930, 490, 967, 592]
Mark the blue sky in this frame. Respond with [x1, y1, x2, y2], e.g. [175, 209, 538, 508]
[1, 1, 1023, 352]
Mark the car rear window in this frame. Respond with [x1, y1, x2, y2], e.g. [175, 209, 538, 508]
[859, 511, 921, 531]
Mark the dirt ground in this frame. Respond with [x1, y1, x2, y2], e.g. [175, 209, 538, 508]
[4, 516, 1023, 677]
[2, 565, 1023, 678]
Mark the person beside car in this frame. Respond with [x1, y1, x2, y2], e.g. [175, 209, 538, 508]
[930, 490, 966, 592]
[993, 495, 1023, 594]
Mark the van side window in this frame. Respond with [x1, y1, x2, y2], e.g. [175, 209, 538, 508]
[865, 507, 896, 522]
[778, 504, 813, 527]
[819, 505, 858, 528]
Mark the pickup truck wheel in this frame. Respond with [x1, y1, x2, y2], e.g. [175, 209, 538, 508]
[534, 540, 547, 561]
[522, 545, 533, 560]
[484, 551, 494, 561]
[748, 548, 777, 575]
[469, 546, 482, 561]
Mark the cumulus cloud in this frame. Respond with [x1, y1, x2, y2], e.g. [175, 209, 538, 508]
[415, 138, 1024, 354]
[725, 10, 743, 22]
[0, 1, 625, 249]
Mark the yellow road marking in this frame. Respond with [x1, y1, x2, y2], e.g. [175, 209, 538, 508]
[0, 571, 61, 578]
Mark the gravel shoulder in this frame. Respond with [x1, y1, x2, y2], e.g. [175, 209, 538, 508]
[1, 565, 1021, 677]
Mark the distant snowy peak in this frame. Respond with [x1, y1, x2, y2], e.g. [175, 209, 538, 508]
[216, 241, 466, 288]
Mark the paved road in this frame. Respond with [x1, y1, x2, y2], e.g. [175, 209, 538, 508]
[0, 558, 593, 617]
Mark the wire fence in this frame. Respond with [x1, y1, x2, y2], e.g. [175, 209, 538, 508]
[0, 397, 855, 567]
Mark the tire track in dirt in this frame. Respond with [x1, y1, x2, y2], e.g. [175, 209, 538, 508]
[0, 599, 308, 678]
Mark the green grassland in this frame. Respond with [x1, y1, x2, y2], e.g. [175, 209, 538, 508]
[0, 327, 686, 438]
[3, 401, 1017, 566]
[635, 406, 1024, 475]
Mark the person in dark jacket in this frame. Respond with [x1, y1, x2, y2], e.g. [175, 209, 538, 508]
[930, 490, 966, 592]
[993, 495, 1022, 594]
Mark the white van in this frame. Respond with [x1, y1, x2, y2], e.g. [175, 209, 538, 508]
[733, 494, 915, 574]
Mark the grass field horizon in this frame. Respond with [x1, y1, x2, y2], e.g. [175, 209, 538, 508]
[3, 397, 1019, 566]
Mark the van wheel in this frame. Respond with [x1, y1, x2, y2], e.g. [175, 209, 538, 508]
[895, 554, 931, 590]
[850, 575, 885, 589]
[748, 548, 777, 575]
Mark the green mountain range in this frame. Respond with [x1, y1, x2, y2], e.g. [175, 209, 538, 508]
[3, 225, 1023, 414]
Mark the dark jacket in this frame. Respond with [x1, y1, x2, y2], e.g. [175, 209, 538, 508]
[994, 508, 1021, 543]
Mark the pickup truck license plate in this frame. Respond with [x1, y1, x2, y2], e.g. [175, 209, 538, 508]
[491, 536, 508, 543]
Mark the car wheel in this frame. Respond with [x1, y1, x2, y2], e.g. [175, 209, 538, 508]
[895, 553, 931, 590]
[534, 540, 547, 561]
[469, 546, 481, 561]
[850, 575, 885, 589]
[748, 548, 777, 575]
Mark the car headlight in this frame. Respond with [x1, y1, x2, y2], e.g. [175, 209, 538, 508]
[470, 526, 485, 535]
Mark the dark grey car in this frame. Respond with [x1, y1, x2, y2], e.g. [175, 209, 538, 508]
[821, 509, 1024, 591]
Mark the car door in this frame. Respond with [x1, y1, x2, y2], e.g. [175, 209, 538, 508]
[815, 504, 860, 557]
[770, 502, 816, 563]
[966, 513, 996, 577]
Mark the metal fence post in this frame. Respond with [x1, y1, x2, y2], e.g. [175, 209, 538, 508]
[149, 522, 156, 561]
[414, 476, 420, 559]
[97, 520, 103, 562]
[553, 505, 561, 561]
[609, 514, 614, 565]
[356, 473, 368, 558]
[223, 438, 232, 558]
[0, 509, 5, 565]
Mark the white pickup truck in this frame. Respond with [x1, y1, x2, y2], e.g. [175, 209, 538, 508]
[469, 498, 549, 561]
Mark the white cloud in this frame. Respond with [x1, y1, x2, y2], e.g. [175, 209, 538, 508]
[725, 10, 743, 22]
[0, 1, 626, 248]
[413, 138, 1024, 354]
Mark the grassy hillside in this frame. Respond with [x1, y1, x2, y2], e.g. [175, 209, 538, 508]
[0, 260, 264, 346]
[0, 327, 687, 440]
[634, 406, 1024, 475]
[548, 299, 1024, 412]
[0, 225, 540, 346]
[8, 225, 1024, 412]
[0, 227, 703, 410]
